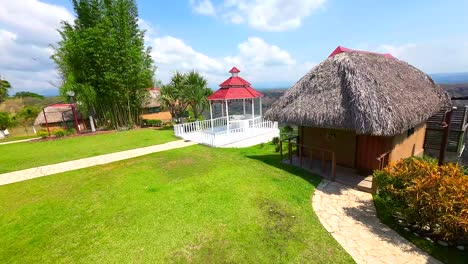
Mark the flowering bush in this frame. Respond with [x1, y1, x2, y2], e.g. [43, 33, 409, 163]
[374, 157, 468, 243]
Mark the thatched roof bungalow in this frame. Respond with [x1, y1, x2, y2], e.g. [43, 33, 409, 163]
[141, 88, 172, 121]
[34, 104, 87, 131]
[266, 47, 449, 175]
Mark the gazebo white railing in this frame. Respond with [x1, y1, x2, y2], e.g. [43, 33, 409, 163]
[173, 66, 280, 147]
[174, 116, 278, 147]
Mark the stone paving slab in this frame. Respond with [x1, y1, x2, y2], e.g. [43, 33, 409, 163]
[0, 140, 197, 186]
[312, 180, 441, 264]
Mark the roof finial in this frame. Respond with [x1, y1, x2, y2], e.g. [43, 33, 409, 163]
[229, 66, 240, 77]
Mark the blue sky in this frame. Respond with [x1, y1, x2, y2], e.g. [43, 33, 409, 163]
[1, 0, 468, 95]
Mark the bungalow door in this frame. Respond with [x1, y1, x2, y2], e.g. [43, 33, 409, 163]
[355, 135, 392, 174]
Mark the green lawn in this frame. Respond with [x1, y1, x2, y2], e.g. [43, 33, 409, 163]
[0, 144, 353, 263]
[0, 128, 176, 173]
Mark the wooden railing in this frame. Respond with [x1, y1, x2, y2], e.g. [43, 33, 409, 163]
[376, 151, 390, 170]
[280, 136, 336, 181]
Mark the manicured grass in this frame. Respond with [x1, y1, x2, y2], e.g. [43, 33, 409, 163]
[374, 195, 468, 264]
[0, 135, 38, 143]
[0, 144, 353, 263]
[0, 128, 177, 173]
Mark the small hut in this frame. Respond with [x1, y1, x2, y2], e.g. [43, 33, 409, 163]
[34, 104, 87, 131]
[141, 88, 172, 122]
[265, 47, 449, 178]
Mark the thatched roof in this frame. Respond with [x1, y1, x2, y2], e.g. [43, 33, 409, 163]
[34, 105, 83, 125]
[144, 88, 161, 108]
[265, 52, 450, 136]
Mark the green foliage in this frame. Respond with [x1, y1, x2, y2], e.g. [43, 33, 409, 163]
[36, 130, 49, 139]
[160, 71, 212, 122]
[0, 112, 14, 130]
[16, 106, 40, 127]
[374, 157, 468, 242]
[53, 129, 66, 137]
[0, 79, 11, 103]
[144, 119, 162, 127]
[14, 91, 44, 99]
[65, 128, 77, 136]
[52, 0, 154, 129]
[272, 137, 279, 145]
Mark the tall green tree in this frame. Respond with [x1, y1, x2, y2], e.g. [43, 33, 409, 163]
[0, 112, 14, 130]
[52, 0, 154, 128]
[0, 79, 11, 103]
[185, 71, 212, 120]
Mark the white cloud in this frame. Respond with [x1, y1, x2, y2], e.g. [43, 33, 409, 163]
[189, 0, 216, 16]
[375, 38, 468, 73]
[0, 0, 74, 95]
[191, 0, 327, 31]
[151, 35, 313, 88]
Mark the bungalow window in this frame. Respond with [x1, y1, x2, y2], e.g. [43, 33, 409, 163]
[407, 127, 415, 137]
[147, 107, 160, 113]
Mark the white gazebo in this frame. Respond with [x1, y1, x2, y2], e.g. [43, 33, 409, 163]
[174, 67, 279, 147]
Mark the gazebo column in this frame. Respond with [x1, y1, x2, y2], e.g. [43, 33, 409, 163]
[251, 98, 254, 126]
[225, 100, 230, 133]
[221, 101, 224, 117]
[243, 99, 246, 116]
[209, 101, 214, 131]
[259, 97, 263, 118]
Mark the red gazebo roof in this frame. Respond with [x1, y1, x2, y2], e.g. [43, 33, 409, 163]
[208, 67, 263, 100]
[328, 46, 394, 58]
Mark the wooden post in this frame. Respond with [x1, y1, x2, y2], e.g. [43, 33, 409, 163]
[280, 140, 283, 161]
[299, 143, 303, 168]
[321, 151, 325, 173]
[439, 108, 453, 166]
[331, 152, 336, 181]
[42, 108, 50, 136]
[71, 104, 80, 132]
[288, 138, 292, 164]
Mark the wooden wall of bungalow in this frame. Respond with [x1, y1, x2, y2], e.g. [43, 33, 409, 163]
[298, 122, 426, 174]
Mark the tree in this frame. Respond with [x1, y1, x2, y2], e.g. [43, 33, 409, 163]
[52, 0, 154, 129]
[14, 91, 44, 99]
[185, 71, 212, 120]
[159, 72, 190, 122]
[17, 106, 40, 127]
[0, 79, 11, 103]
[0, 112, 14, 130]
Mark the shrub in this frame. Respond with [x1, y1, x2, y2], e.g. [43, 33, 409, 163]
[37, 130, 49, 138]
[272, 137, 280, 145]
[145, 119, 163, 127]
[374, 157, 468, 243]
[65, 128, 76, 136]
[52, 128, 66, 137]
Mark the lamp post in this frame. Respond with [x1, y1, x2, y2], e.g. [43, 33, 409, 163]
[66, 91, 80, 132]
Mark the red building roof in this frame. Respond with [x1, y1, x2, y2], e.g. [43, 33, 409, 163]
[328, 46, 394, 58]
[208, 67, 263, 100]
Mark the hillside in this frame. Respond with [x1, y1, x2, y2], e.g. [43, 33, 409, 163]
[0, 96, 62, 114]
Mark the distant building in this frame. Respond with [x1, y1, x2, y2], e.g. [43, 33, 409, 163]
[141, 88, 172, 122]
[34, 104, 88, 131]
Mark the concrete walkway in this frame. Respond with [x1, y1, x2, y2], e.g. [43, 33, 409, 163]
[0, 140, 197, 186]
[0, 137, 40, 145]
[312, 180, 441, 264]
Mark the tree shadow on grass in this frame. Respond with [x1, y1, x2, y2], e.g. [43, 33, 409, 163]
[245, 153, 322, 189]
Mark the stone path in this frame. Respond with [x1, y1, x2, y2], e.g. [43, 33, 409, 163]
[0, 137, 40, 145]
[0, 140, 197, 186]
[312, 180, 441, 264]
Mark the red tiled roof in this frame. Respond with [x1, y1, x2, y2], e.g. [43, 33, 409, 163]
[207, 67, 263, 100]
[328, 46, 393, 58]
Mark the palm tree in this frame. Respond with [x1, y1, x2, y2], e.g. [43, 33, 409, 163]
[0, 78, 11, 103]
[185, 71, 212, 120]
[159, 72, 190, 123]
